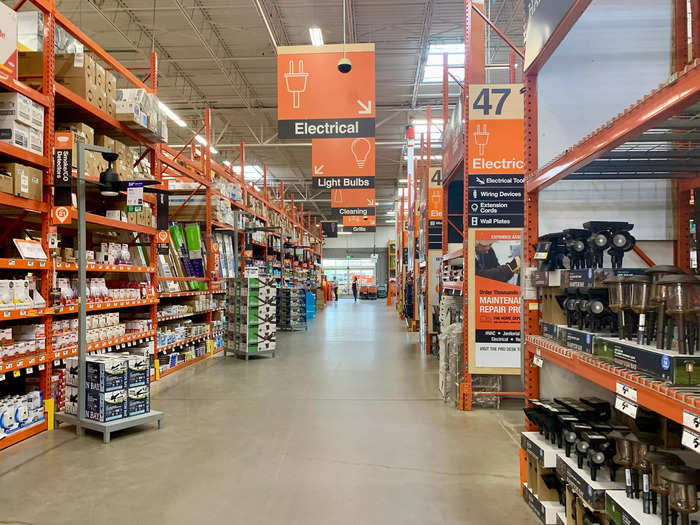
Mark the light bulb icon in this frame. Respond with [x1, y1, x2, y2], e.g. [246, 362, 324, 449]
[351, 138, 371, 168]
[284, 60, 309, 109]
[473, 124, 490, 156]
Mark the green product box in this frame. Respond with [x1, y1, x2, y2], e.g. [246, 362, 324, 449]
[594, 336, 700, 386]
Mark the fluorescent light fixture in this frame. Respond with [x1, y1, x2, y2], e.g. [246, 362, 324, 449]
[158, 101, 186, 127]
[386, 211, 396, 216]
[209, 145, 218, 155]
[338, 231, 352, 235]
[399, 178, 408, 183]
[309, 26, 324, 46]
[223, 161, 231, 167]
[386, 220, 396, 224]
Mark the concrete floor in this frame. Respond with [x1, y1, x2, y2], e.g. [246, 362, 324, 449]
[0, 299, 536, 525]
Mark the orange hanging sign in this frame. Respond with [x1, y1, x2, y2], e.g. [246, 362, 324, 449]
[277, 44, 375, 140]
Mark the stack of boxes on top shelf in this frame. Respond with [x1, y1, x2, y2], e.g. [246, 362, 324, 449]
[232, 276, 276, 357]
[0, 7, 44, 160]
[115, 88, 168, 143]
[65, 347, 151, 422]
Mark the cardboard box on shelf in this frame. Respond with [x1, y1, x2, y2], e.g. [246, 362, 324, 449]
[115, 101, 144, 128]
[95, 134, 115, 151]
[56, 122, 95, 167]
[0, 163, 43, 201]
[0, 119, 30, 150]
[0, 3, 18, 81]
[94, 89, 106, 113]
[94, 62, 105, 93]
[0, 170, 13, 195]
[0, 92, 33, 127]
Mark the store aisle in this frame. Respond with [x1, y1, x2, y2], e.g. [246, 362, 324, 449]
[0, 300, 535, 525]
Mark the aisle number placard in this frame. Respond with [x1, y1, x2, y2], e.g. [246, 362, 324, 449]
[467, 84, 524, 229]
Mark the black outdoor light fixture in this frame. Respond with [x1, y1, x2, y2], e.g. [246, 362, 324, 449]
[632, 432, 659, 514]
[584, 221, 636, 269]
[563, 228, 593, 269]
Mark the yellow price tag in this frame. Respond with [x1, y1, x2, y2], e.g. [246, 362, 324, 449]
[13, 370, 20, 378]
[207, 340, 214, 355]
[154, 358, 160, 381]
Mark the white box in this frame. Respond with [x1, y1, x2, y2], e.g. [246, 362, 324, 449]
[30, 101, 44, 130]
[0, 4, 18, 81]
[0, 92, 33, 127]
[0, 119, 29, 150]
[28, 126, 42, 155]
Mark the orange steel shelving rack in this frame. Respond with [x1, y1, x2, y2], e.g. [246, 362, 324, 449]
[520, 1, 700, 431]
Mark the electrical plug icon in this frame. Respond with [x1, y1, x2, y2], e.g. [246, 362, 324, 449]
[473, 124, 490, 156]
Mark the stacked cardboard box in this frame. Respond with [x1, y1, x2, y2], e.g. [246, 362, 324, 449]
[0, 92, 44, 155]
[0, 162, 43, 201]
[18, 52, 117, 118]
[64, 352, 150, 421]
[232, 276, 277, 357]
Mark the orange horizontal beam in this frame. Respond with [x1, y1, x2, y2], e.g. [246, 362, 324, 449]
[0, 75, 50, 107]
[526, 336, 700, 424]
[0, 142, 50, 170]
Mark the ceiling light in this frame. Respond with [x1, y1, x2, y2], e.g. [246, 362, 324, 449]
[209, 146, 218, 155]
[338, 231, 352, 235]
[223, 161, 231, 167]
[309, 27, 324, 46]
[158, 101, 186, 127]
[386, 220, 396, 224]
[195, 135, 207, 146]
[399, 179, 408, 183]
[386, 211, 396, 215]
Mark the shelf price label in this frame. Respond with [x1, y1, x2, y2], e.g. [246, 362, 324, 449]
[682, 427, 700, 453]
[684, 410, 700, 430]
[615, 395, 638, 419]
[533, 355, 544, 368]
[616, 382, 638, 402]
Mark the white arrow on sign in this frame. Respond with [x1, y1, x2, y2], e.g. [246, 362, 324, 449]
[314, 165, 325, 175]
[357, 100, 372, 114]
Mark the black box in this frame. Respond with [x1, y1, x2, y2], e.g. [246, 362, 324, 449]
[86, 356, 126, 392]
[85, 389, 126, 422]
[126, 386, 150, 416]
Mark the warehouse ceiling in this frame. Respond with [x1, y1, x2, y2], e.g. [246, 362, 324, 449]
[27, 0, 524, 225]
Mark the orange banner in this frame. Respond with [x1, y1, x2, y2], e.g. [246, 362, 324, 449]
[331, 188, 375, 208]
[312, 137, 375, 178]
[343, 216, 376, 227]
[277, 44, 375, 120]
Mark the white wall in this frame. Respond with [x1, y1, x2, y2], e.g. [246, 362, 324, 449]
[537, 0, 673, 167]
[323, 226, 395, 250]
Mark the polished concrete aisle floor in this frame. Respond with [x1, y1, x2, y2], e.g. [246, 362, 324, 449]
[0, 299, 536, 525]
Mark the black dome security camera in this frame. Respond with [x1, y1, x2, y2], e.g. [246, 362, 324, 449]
[337, 57, 352, 73]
